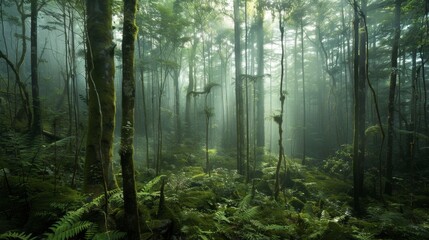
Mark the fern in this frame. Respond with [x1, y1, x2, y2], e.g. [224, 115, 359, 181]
[46, 221, 93, 240]
[108, 192, 124, 208]
[238, 194, 252, 210]
[141, 175, 166, 192]
[214, 208, 231, 223]
[237, 206, 259, 221]
[44, 189, 122, 240]
[0, 232, 36, 240]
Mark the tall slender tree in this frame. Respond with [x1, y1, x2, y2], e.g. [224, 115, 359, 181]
[120, 0, 141, 237]
[234, 0, 245, 174]
[352, 0, 361, 212]
[274, 7, 286, 200]
[300, 15, 306, 165]
[30, 0, 41, 136]
[385, 0, 401, 196]
[84, 0, 117, 194]
[357, 0, 367, 201]
[255, 0, 265, 161]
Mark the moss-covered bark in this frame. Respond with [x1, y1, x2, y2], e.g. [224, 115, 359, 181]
[120, 0, 141, 238]
[84, 0, 117, 194]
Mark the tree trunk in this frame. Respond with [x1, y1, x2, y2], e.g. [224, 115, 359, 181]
[84, 0, 117, 194]
[352, 0, 361, 212]
[31, 0, 41, 135]
[255, 0, 265, 160]
[185, 35, 197, 140]
[234, 0, 245, 174]
[174, 67, 181, 144]
[357, 0, 367, 199]
[120, 0, 141, 237]
[137, 34, 150, 169]
[300, 17, 306, 165]
[274, 10, 286, 200]
[385, 0, 401, 196]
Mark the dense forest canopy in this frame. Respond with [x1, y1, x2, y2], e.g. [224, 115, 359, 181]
[0, 0, 428, 239]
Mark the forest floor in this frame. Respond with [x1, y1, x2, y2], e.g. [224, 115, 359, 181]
[1, 155, 429, 240]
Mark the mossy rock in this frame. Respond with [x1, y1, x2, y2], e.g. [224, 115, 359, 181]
[179, 190, 215, 210]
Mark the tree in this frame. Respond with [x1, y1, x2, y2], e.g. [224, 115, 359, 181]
[255, 0, 265, 170]
[84, 0, 117, 194]
[300, 13, 306, 165]
[188, 83, 219, 176]
[234, 0, 245, 175]
[119, 0, 141, 237]
[274, 7, 286, 200]
[352, 0, 361, 212]
[385, 0, 401, 196]
[30, 0, 42, 136]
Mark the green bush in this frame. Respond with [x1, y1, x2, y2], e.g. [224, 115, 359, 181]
[322, 145, 352, 179]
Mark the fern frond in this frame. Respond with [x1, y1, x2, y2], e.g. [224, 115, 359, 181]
[108, 192, 124, 208]
[0, 232, 36, 240]
[214, 209, 231, 223]
[238, 194, 252, 211]
[141, 175, 166, 192]
[91, 188, 122, 207]
[238, 206, 259, 221]
[84, 224, 98, 240]
[46, 221, 93, 240]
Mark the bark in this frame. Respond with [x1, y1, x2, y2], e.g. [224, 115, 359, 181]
[185, 35, 197, 140]
[120, 0, 141, 237]
[174, 68, 181, 144]
[234, 0, 245, 174]
[30, 0, 42, 136]
[274, 11, 286, 200]
[301, 17, 306, 165]
[256, 0, 265, 157]
[352, 0, 360, 212]
[84, 0, 117, 194]
[385, 0, 401, 196]
[357, 0, 367, 199]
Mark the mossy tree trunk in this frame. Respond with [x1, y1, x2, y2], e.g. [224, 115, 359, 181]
[120, 0, 141, 238]
[352, 0, 368, 213]
[352, 0, 361, 212]
[274, 10, 286, 200]
[256, 0, 265, 154]
[234, 0, 245, 175]
[84, 0, 117, 194]
[385, 0, 401, 196]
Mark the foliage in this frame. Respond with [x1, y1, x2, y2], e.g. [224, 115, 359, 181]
[43, 189, 125, 240]
[322, 144, 352, 179]
[0, 232, 36, 240]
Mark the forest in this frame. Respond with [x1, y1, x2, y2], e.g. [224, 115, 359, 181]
[0, 0, 428, 239]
